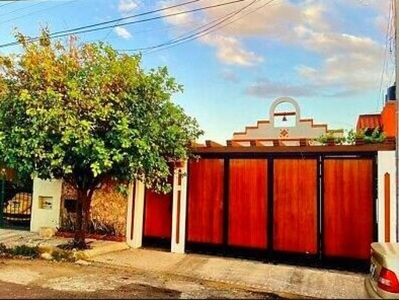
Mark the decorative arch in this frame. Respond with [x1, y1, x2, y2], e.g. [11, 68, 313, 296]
[269, 97, 301, 127]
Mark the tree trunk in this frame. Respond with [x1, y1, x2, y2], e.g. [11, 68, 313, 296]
[73, 189, 92, 249]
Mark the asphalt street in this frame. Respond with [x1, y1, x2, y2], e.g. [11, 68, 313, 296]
[0, 258, 292, 299]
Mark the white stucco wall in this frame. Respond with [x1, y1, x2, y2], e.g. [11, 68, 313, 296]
[233, 120, 327, 140]
[126, 180, 145, 248]
[30, 178, 62, 232]
[377, 151, 397, 242]
[171, 162, 188, 253]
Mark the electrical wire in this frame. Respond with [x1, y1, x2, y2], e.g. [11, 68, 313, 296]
[0, 0, 45, 17]
[118, 0, 276, 55]
[102, 1, 198, 40]
[51, 0, 202, 37]
[135, 0, 262, 53]
[0, 0, 245, 48]
[1, 0, 77, 24]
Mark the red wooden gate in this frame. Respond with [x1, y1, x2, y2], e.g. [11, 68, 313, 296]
[323, 158, 374, 260]
[185, 154, 376, 266]
[273, 158, 318, 254]
[228, 159, 268, 249]
[187, 159, 224, 244]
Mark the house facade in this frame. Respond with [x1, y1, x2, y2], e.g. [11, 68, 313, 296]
[27, 96, 397, 270]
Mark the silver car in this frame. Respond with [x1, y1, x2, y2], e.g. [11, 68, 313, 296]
[365, 242, 399, 298]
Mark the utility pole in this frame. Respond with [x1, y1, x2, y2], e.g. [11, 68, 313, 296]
[395, 0, 399, 242]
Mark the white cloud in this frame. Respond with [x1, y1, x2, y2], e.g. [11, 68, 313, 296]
[158, 1, 193, 26]
[246, 78, 314, 98]
[114, 26, 132, 39]
[201, 34, 264, 67]
[294, 30, 385, 94]
[118, 0, 139, 15]
[154, 0, 389, 96]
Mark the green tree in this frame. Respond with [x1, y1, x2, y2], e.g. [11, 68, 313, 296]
[0, 29, 203, 248]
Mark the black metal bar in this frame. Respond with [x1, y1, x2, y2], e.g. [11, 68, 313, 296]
[267, 157, 274, 252]
[223, 158, 229, 250]
[184, 159, 191, 246]
[318, 155, 323, 260]
[373, 154, 378, 242]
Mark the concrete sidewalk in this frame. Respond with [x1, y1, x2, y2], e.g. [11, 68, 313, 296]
[91, 248, 369, 299]
[0, 229, 369, 299]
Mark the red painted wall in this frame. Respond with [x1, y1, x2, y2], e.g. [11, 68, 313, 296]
[143, 188, 173, 239]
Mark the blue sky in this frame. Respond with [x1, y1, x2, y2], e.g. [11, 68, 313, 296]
[0, 0, 394, 144]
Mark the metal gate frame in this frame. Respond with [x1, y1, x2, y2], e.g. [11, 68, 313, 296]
[0, 169, 33, 230]
[185, 151, 377, 271]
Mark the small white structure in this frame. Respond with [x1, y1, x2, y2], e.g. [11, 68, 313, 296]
[232, 97, 342, 145]
[30, 178, 62, 234]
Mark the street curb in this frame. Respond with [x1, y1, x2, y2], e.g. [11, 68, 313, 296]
[80, 242, 130, 259]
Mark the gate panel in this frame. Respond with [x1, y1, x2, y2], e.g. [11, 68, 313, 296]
[323, 158, 374, 260]
[187, 159, 224, 244]
[0, 168, 32, 230]
[143, 188, 172, 239]
[228, 159, 267, 249]
[273, 159, 318, 254]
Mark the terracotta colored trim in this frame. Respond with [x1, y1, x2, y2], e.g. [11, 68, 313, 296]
[205, 140, 223, 147]
[385, 172, 391, 242]
[232, 120, 271, 136]
[226, 140, 248, 147]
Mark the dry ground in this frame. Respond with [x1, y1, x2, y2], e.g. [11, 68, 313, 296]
[0, 258, 293, 299]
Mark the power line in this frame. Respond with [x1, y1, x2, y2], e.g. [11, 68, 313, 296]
[0, 0, 45, 17]
[133, 0, 261, 53]
[1, 0, 77, 24]
[0, 0, 201, 45]
[50, 0, 244, 39]
[51, 0, 202, 37]
[0, 0, 244, 48]
[119, 0, 276, 55]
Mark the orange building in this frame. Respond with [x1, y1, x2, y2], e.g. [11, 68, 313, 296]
[357, 100, 396, 138]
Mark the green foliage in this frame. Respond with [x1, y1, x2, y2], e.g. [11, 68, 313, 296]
[0, 243, 7, 253]
[0, 242, 76, 262]
[0, 243, 40, 258]
[316, 127, 386, 145]
[0, 29, 203, 194]
[0, 28, 203, 248]
[363, 127, 386, 143]
[51, 248, 75, 262]
[10, 245, 40, 258]
[316, 131, 345, 145]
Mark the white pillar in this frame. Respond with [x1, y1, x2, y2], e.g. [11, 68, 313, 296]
[171, 161, 188, 253]
[378, 151, 397, 242]
[126, 180, 145, 248]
